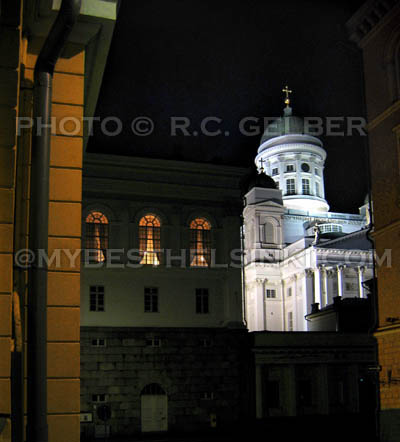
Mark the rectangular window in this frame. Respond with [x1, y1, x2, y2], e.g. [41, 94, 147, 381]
[315, 182, 320, 197]
[266, 289, 276, 299]
[314, 168, 319, 176]
[302, 179, 310, 195]
[92, 394, 106, 403]
[91, 338, 106, 347]
[272, 167, 279, 176]
[144, 287, 158, 312]
[288, 311, 293, 331]
[286, 164, 295, 172]
[89, 286, 104, 312]
[201, 392, 214, 400]
[286, 179, 296, 195]
[196, 288, 209, 313]
[287, 287, 292, 297]
[146, 337, 161, 347]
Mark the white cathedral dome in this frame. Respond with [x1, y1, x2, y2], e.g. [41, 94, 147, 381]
[255, 105, 330, 213]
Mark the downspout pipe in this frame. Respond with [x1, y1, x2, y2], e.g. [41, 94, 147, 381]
[28, 2, 81, 442]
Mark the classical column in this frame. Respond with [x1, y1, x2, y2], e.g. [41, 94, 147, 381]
[357, 266, 365, 298]
[326, 269, 335, 304]
[281, 279, 286, 331]
[304, 268, 315, 315]
[293, 275, 298, 331]
[320, 265, 328, 307]
[314, 267, 322, 307]
[336, 265, 345, 297]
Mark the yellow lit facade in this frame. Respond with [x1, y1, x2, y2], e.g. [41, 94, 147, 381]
[0, 2, 117, 441]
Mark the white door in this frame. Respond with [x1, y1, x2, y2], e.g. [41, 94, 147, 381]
[141, 394, 168, 432]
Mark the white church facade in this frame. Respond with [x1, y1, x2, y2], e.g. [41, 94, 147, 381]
[243, 102, 373, 332]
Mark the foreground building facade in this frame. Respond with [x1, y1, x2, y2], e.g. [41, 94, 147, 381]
[0, 2, 117, 442]
[348, 1, 400, 440]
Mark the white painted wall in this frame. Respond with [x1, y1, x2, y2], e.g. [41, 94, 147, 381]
[81, 267, 240, 327]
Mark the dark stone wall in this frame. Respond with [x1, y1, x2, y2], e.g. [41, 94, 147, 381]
[80, 326, 250, 436]
[380, 409, 400, 442]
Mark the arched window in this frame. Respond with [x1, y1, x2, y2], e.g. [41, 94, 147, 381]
[190, 218, 211, 267]
[139, 215, 161, 265]
[85, 211, 109, 262]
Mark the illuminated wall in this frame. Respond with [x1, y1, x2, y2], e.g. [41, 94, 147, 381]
[0, 2, 117, 441]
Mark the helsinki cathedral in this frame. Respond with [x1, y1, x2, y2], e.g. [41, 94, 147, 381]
[242, 87, 373, 332]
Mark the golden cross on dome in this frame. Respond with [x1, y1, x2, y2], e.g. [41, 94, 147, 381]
[282, 85, 292, 108]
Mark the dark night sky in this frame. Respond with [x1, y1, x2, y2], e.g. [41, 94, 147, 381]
[88, 0, 368, 214]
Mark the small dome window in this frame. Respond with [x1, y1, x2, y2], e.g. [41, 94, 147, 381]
[286, 164, 295, 172]
[301, 163, 310, 172]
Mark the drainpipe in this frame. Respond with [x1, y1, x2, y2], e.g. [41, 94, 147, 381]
[27, 2, 81, 442]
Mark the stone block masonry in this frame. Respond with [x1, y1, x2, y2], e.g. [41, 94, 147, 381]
[80, 326, 249, 436]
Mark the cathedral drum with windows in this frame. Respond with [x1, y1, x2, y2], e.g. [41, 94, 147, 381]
[243, 101, 374, 332]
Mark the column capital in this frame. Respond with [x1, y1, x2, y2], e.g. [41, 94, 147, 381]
[305, 268, 314, 277]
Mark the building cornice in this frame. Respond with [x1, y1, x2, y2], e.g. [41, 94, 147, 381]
[346, 0, 400, 48]
[256, 142, 326, 162]
[84, 152, 248, 178]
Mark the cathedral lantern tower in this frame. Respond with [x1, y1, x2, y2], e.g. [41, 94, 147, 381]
[255, 86, 329, 213]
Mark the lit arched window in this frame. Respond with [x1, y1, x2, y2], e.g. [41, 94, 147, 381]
[139, 215, 161, 265]
[85, 211, 109, 262]
[190, 218, 211, 267]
